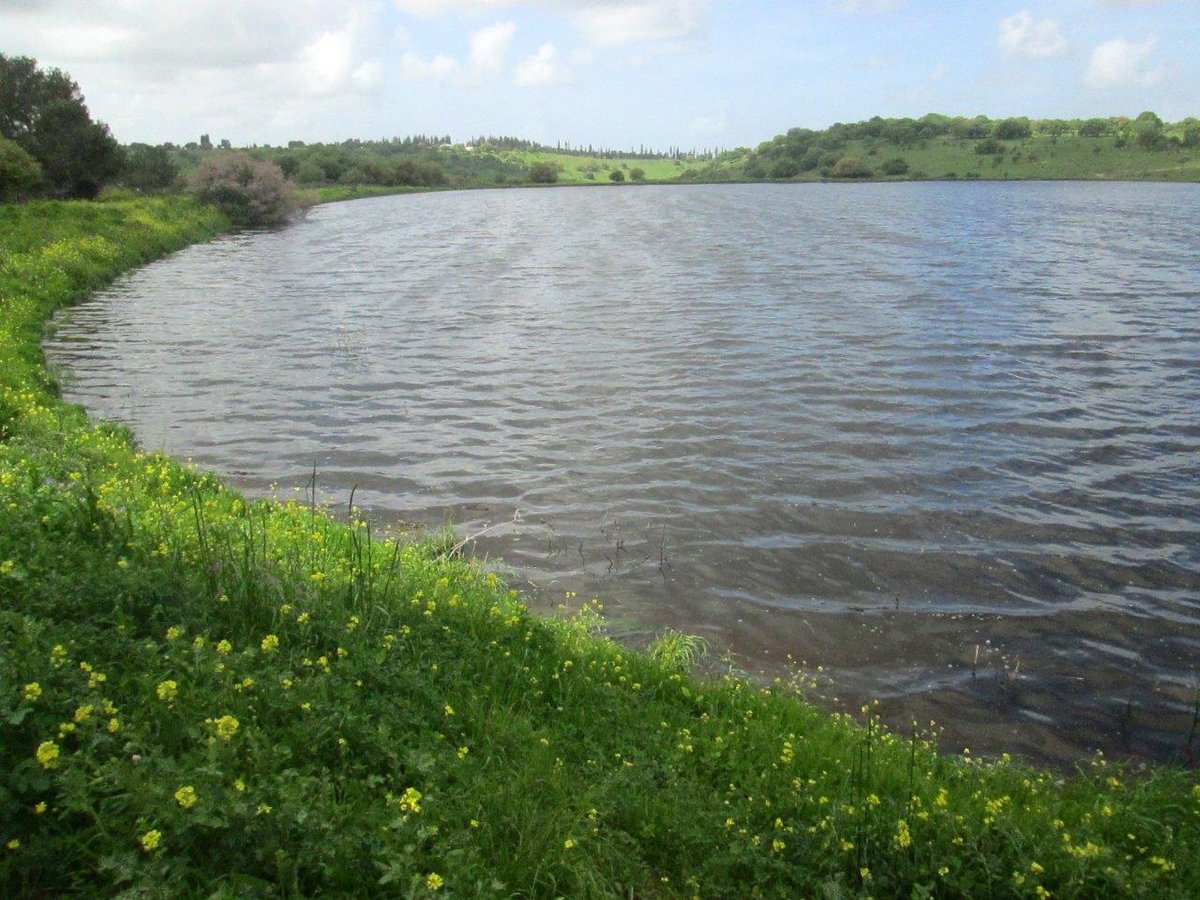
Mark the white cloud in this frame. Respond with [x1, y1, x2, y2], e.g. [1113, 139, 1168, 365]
[999, 10, 1068, 60]
[0, 0, 390, 141]
[514, 43, 572, 86]
[1084, 36, 1164, 88]
[394, 0, 710, 46]
[399, 51, 462, 80]
[394, 0, 514, 14]
[571, 1, 708, 46]
[837, 0, 904, 13]
[468, 20, 516, 73]
[398, 20, 517, 84]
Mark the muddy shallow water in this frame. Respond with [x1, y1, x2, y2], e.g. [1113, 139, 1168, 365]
[46, 182, 1200, 765]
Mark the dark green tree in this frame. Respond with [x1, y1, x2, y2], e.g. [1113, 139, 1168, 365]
[0, 54, 122, 198]
[121, 143, 179, 192]
[608, 168, 625, 182]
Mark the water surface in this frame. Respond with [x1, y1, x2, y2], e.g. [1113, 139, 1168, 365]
[46, 183, 1200, 764]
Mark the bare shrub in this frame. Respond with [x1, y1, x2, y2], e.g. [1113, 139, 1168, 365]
[188, 153, 297, 226]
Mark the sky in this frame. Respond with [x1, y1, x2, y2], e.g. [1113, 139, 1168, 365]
[1, 1, 1196, 151]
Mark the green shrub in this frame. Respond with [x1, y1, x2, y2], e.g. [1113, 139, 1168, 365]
[527, 162, 558, 184]
[0, 136, 41, 201]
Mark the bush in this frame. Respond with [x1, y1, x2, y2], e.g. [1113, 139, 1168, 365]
[629, 167, 645, 182]
[829, 157, 873, 178]
[769, 158, 801, 179]
[0, 136, 42, 201]
[527, 162, 558, 184]
[880, 157, 909, 176]
[975, 137, 1003, 155]
[188, 153, 297, 227]
[608, 168, 625, 182]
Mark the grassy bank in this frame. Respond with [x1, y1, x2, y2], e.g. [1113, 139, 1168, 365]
[2, 197, 1199, 898]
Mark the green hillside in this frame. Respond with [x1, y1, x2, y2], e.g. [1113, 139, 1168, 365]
[702, 113, 1200, 183]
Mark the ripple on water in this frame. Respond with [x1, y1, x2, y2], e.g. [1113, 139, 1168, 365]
[45, 182, 1200, 765]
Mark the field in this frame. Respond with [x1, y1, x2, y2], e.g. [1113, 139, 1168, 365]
[1, 195, 1199, 897]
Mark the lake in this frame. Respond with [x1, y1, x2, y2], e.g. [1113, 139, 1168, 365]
[45, 182, 1200, 765]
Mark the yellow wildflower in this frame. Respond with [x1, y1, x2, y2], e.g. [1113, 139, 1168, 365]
[22, 682, 41, 702]
[426, 873, 444, 891]
[165, 626, 182, 642]
[174, 786, 197, 809]
[107, 718, 120, 733]
[36, 741, 60, 769]
[213, 715, 239, 739]
[564, 838, 576, 849]
[256, 803, 272, 815]
[7, 839, 20, 850]
[49, 645, 68, 667]
[216, 640, 232, 655]
[74, 704, 93, 723]
[399, 787, 423, 814]
[155, 680, 178, 702]
[34, 802, 46, 815]
[234, 779, 246, 792]
[140, 829, 161, 852]
[260, 634, 279, 653]
[894, 819, 912, 849]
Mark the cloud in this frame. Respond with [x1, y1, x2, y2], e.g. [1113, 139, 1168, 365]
[836, 0, 904, 13]
[393, 0, 513, 14]
[1095, 1, 1161, 7]
[514, 42, 572, 86]
[393, 0, 710, 46]
[570, 1, 708, 46]
[399, 51, 462, 80]
[468, 20, 516, 73]
[399, 20, 518, 84]
[1084, 36, 1164, 88]
[998, 10, 1067, 60]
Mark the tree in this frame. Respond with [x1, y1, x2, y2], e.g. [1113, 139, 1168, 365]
[528, 162, 558, 183]
[0, 135, 41, 201]
[629, 167, 646, 182]
[0, 54, 122, 198]
[609, 168, 625, 182]
[121, 143, 179, 192]
[188, 152, 297, 227]
[994, 117, 1032, 140]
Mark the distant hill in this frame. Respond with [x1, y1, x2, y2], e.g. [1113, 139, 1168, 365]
[697, 113, 1200, 183]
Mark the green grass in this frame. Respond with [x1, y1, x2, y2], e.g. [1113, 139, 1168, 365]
[493, 151, 696, 185]
[2, 195, 1199, 897]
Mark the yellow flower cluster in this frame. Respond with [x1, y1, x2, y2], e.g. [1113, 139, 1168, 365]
[174, 785, 198, 808]
[35, 741, 60, 769]
[156, 680, 178, 702]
